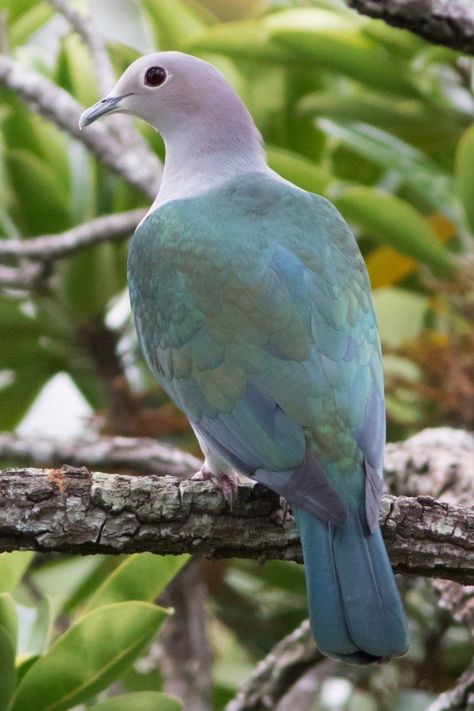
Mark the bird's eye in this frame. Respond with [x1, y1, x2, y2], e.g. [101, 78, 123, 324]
[144, 66, 167, 87]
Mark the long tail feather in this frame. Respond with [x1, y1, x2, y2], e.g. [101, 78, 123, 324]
[293, 506, 409, 665]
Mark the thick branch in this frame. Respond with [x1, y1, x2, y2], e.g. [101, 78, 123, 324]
[0, 466, 472, 583]
[346, 0, 474, 55]
[0, 209, 145, 262]
[0, 55, 160, 199]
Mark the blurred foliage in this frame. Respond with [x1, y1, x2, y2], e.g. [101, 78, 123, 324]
[0, 0, 473, 708]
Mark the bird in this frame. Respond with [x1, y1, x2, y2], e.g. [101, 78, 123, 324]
[80, 51, 409, 665]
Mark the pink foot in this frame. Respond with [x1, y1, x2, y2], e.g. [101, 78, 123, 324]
[192, 466, 240, 511]
[271, 496, 291, 526]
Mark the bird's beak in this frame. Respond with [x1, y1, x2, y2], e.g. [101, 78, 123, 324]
[79, 95, 126, 128]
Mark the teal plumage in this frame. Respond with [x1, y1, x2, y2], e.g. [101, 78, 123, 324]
[81, 50, 408, 665]
[128, 173, 408, 663]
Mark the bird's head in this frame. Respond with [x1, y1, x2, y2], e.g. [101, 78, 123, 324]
[79, 51, 241, 138]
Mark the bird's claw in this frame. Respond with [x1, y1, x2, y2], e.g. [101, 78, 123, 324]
[192, 466, 240, 512]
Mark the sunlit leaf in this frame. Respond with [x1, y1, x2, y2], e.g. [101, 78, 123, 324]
[333, 186, 454, 274]
[142, 0, 212, 50]
[0, 552, 34, 593]
[267, 9, 417, 96]
[85, 553, 189, 613]
[367, 213, 457, 288]
[88, 691, 183, 711]
[267, 146, 332, 195]
[11, 602, 169, 711]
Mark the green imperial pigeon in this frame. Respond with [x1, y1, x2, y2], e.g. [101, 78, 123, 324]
[80, 51, 409, 664]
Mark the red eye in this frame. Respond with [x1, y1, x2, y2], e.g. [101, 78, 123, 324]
[144, 66, 167, 87]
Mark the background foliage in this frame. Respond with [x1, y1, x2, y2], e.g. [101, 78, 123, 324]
[0, 0, 473, 709]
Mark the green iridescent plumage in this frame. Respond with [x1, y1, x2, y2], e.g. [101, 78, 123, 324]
[129, 172, 408, 663]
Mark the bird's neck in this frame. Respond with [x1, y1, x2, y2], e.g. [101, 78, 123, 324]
[149, 107, 268, 212]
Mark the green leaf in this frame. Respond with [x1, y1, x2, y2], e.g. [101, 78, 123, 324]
[455, 124, 474, 235]
[59, 242, 127, 323]
[0, 593, 18, 711]
[56, 34, 99, 107]
[142, 0, 211, 50]
[188, 20, 295, 63]
[0, 553, 34, 593]
[88, 691, 183, 711]
[85, 553, 189, 613]
[5, 149, 71, 235]
[11, 602, 169, 711]
[0, 367, 54, 430]
[319, 119, 455, 217]
[7, 2, 53, 46]
[267, 9, 417, 96]
[267, 146, 332, 195]
[333, 186, 454, 274]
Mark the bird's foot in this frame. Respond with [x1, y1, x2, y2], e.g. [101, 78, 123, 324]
[271, 496, 291, 526]
[192, 465, 240, 512]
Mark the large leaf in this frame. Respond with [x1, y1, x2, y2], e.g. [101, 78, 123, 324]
[267, 146, 332, 195]
[367, 213, 457, 289]
[188, 20, 297, 63]
[0, 552, 34, 593]
[142, 0, 211, 50]
[88, 691, 182, 711]
[59, 242, 127, 323]
[5, 149, 71, 235]
[267, 9, 417, 96]
[0, 366, 55, 430]
[319, 119, 455, 217]
[85, 553, 189, 613]
[333, 186, 454, 274]
[11, 602, 169, 711]
[0, 593, 18, 711]
[455, 124, 474, 236]
[56, 34, 98, 107]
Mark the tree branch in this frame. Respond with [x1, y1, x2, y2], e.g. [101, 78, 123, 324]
[225, 620, 322, 711]
[47, 0, 156, 158]
[346, 0, 474, 55]
[0, 466, 472, 582]
[0, 55, 160, 199]
[0, 209, 145, 263]
[48, 0, 116, 95]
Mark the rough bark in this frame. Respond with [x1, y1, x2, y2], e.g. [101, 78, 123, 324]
[346, 0, 474, 55]
[0, 466, 472, 583]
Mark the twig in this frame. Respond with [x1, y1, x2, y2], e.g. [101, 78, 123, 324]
[346, 0, 474, 55]
[0, 262, 45, 289]
[47, 0, 155, 158]
[427, 659, 474, 711]
[0, 431, 201, 477]
[48, 0, 115, 95]
[0, 55, 161, 199]
[225, 620, 321, 711]
[0, 209, 145, 262]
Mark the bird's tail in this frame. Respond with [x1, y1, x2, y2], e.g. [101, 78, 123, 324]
[293, 505, 409, 665]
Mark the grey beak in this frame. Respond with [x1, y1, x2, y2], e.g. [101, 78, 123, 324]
[79, 95, 126, 128]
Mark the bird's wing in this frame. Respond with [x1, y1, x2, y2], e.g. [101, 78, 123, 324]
[128, 173, 384, 525]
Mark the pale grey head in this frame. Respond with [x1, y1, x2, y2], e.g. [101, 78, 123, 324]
[80, 52, 268, 206]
